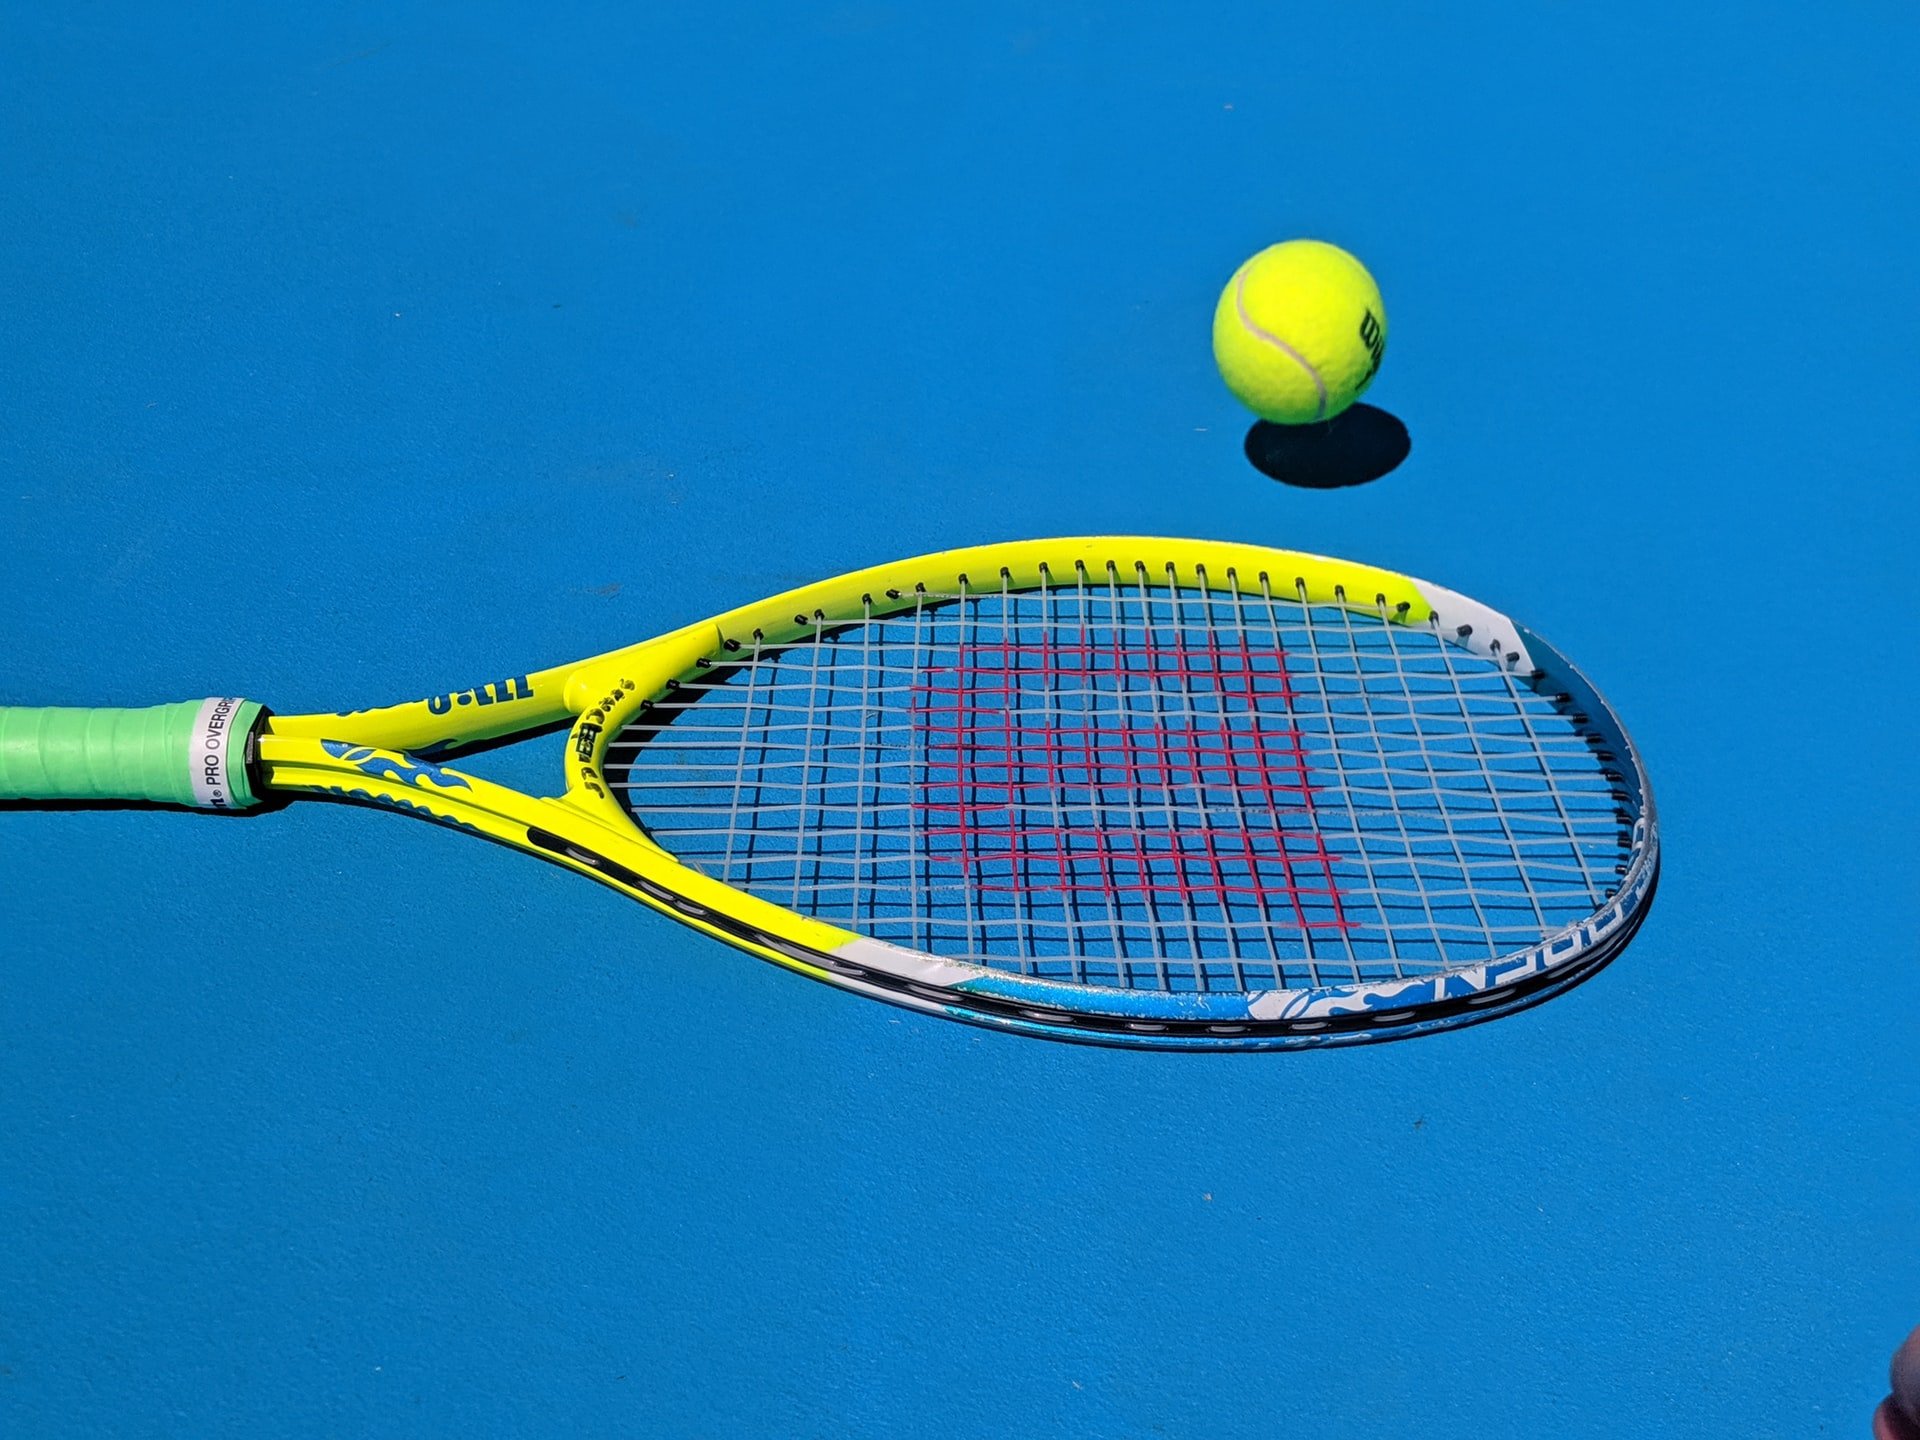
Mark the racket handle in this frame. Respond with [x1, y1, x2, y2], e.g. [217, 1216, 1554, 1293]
[0, 699, 267, 809]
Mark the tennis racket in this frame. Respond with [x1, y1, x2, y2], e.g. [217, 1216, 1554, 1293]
[0, 537, 1658, 1050]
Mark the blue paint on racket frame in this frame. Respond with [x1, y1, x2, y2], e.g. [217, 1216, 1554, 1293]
[319, 742, 473, 792]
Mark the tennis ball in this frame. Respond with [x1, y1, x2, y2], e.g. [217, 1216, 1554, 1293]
[1212, 240, 1387, 425]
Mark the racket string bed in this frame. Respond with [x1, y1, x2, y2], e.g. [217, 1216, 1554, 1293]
[606, 564, 1631, 993]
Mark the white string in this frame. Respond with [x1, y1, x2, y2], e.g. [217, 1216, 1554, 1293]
[606, 577, 1633, 985]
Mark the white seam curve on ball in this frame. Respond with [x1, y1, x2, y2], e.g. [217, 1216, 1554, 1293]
[1235, 270, 1327, 420]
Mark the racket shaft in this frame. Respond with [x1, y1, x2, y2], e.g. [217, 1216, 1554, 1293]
[0, 701, 264, 808]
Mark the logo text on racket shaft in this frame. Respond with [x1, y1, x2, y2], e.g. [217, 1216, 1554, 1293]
[426, 676, 533, 715]
[573, 677, 636, 800]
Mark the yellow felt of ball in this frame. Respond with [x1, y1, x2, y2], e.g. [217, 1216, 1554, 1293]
[1212, 240, 1387, 425]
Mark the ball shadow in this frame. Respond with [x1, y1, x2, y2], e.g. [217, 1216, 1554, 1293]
[1243, 403, 1410, 489]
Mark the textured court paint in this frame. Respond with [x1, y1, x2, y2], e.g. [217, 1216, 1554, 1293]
[2, 3, 1918, 1438]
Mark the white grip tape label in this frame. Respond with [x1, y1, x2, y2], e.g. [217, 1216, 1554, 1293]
[188, 696, 249, 809]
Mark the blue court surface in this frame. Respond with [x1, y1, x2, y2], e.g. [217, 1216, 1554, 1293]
[3, 6, 1915, 1437]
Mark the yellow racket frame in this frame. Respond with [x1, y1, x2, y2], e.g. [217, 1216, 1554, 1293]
[3, 537, 1654, 1048]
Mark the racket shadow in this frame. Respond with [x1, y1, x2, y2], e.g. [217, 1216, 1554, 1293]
[0, 796, 286, 816]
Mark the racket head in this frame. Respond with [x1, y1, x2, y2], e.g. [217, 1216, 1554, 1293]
[573, 537, 1659, 1050]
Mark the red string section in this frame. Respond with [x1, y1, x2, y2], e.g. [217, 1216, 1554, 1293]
[912, 633, 1351, 936]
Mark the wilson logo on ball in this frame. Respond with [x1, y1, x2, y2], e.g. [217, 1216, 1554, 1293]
[1358, 308, 1385, 382]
